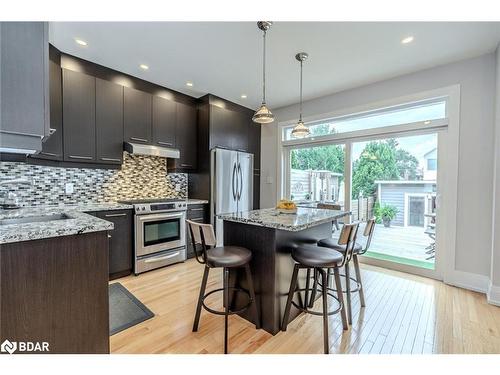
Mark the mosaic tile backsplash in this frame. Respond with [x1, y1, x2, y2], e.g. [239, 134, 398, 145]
[0, 152, 188, 207]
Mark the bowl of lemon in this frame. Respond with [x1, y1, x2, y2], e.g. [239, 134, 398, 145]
[276, 199, 297, 214]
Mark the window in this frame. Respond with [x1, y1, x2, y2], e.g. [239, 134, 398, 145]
[283, 100, 446, 141]
[427, 158, 437, 171]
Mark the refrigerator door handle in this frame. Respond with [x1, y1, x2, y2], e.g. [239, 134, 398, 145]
[238, 162, 243, 201]
[232, 162, 237, 201]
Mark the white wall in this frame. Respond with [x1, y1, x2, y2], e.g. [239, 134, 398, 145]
[489, 45, 500, 304]
[261, 53, 497, 279]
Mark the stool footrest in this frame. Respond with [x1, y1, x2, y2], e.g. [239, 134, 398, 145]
[201, 287, 253, 316]
[291, 287, 343, 316]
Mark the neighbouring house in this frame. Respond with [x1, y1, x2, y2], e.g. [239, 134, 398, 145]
[290, 169, 343, 202]
[423, 147, 437, 180]
[376, 180, 436, 227]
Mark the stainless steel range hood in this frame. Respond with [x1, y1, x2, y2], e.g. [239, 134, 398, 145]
[123, 142, 180, 159]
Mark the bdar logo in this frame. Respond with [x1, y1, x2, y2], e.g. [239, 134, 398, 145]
[1, 339, 17, 354]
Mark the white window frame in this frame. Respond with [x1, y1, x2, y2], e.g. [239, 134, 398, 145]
[276, 85, 460, 283]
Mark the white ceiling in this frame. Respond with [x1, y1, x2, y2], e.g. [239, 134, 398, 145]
[50, 22, 500, 110]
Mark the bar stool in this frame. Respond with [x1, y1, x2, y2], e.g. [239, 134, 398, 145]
[281, 222, 359, 354]
[187, 220, 260, 354]
[318, 218, 376, 324]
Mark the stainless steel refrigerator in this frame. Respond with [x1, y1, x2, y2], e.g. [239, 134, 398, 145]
[211, 148, 253, 246]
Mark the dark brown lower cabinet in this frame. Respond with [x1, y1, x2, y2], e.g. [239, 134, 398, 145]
[0, 232, 110, 353]
[186, 203, 208, 259]
[92, 209, 133, 280]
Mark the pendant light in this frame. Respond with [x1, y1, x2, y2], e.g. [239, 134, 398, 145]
[291, 52, 310, 138]
[252, 21, 275, 124]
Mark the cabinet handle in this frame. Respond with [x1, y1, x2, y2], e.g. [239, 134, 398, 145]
[191, 218, 204, 222]
[107, 234, 112, 239]
[157, 141, 173, 146]
[101, 157, 121, 162]
[181, 164, 193, 167]
[68, 155, 93, 160]
[130, 137, 148, 143]
[40, 152, 60, 157]
[49, 128, 57, 135]
[190, 208, 204, 211]
[104, 213, 127, 218]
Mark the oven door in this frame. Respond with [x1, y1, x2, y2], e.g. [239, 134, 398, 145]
[135, 211, 186, 257]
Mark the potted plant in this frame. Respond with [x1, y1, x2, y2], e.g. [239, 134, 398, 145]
[374, 204, 398, 227]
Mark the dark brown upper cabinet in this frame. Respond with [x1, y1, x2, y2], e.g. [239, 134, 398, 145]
[176, 102, 197, 169]
[62, 69, 96, 163]
[33, 56, 63, 161]
[152, 96, 176, 148]
[96, 78, 124, 164]
[209, 104, 249, 152]
[124, 86, 152, 144]
[0, 22, 50, 153]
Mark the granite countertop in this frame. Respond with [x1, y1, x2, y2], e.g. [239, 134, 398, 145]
[0, 203, 127, 245]
[218, 207, 350, 232]
[187, 199, 209, 205]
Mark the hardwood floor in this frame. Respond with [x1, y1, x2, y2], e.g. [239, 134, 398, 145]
[110, 259, 500, 354]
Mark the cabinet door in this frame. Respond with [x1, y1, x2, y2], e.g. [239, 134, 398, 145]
[152, 96, 176, 148]
[0, 22, 49, 152]
[176, 102, 197, 169]
[35, 59, 63, 160]
[186, 204, 207, 259]
[209, 105, 232, 150]
[95, 210, 133, 278]
[96, 78, 123, 164]
[62, 69, 96, 162]
[232, 110, 249, 152]
[123, 87, 152, 144]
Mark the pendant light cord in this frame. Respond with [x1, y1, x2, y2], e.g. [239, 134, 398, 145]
[299, 59, 303, 122]
[262, 30, 267, 104]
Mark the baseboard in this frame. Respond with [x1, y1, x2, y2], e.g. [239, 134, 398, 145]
[444, 270, 490, 294]
[487, 283, 500, 306]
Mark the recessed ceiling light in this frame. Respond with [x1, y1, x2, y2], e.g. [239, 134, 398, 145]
[186, 82, 194, 87]
[424, 120, 431, 125]
[75, 38, 87, 46]
[241, 94, 247, 99]
[401, 36, 414, 44]
[139, 64, 149, 70]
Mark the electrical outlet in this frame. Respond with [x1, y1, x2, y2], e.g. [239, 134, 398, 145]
[175, 184, 181, 192]
[65, 183, 74, 195]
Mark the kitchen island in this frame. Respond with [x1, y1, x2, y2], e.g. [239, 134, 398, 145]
[218, 207, 349, 335]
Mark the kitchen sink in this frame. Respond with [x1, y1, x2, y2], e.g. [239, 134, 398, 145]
[0, 213, 71, 226]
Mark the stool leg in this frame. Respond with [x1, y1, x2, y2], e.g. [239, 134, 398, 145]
[244, 263, 260, 329]
[282, 264, 300, 331]
[319, 268, 330, 354]
[193, 265, 210, 332]
[345, 263, 352, 325]
[333, 266, 348, 330]
[309, 269, 319, 308]
[223, 267, 230, 354]
[304, 268, 311, 310]
[353, 255, 366, 307]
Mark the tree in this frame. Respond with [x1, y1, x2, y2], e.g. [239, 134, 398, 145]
[351, 140, 399, 198]
[395, 149, 419, 180]
[290, 124, 344, 176]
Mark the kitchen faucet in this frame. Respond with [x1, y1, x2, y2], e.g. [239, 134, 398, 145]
[0, 178, 33, 209]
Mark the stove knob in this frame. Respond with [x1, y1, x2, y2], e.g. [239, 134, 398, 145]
[141, 207, 145, 211]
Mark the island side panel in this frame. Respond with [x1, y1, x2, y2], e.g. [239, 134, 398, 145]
[223, 220, 333, 335]
[275, 222, 333, 328]
[223, 220, 278, 334]
[0, 232, 110, 353]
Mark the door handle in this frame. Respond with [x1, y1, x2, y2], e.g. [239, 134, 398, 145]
[100, 157, 121, 162]
[144, 252, 181, 263]
[68, 155, 93, 160]
[232, 162, 237, 201]
[157, 141, 173, 146]
[238, 162, 243, 201]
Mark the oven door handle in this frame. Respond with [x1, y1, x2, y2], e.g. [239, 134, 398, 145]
[137, 212, 185, 222]
[144, 252, 181, 263]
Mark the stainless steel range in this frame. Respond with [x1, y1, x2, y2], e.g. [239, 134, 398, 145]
[120, 198, 188, 275]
